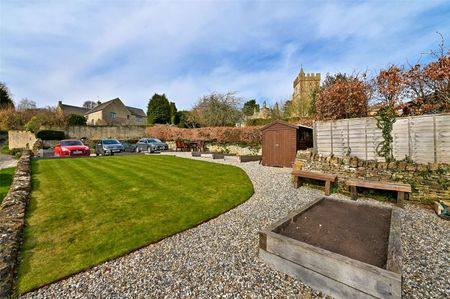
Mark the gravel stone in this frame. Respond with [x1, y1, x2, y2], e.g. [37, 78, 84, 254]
[21, 152, 450, 298]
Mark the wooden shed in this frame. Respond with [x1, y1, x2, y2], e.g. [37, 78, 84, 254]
[261, 120, 313, 167]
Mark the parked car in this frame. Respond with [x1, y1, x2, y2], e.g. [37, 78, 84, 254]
[54, 139, 90, 157]
[95, 139, 124, 156]
[135, 138, 168, 153]
[121, 141, 137, 152]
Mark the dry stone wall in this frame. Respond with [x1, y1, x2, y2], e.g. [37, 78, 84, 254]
[0, 151, 31, 297]
[294, 149, 450, 204]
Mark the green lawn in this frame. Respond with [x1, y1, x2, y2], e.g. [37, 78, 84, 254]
[18, 155, 253, 294]
[0, 167, 15, 203]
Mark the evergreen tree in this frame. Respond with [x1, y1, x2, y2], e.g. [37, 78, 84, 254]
[146, 93, 171, 124]
[0, 82, 14, 109]
[169, 102, 177, 125]
[242, 99, 259, 116]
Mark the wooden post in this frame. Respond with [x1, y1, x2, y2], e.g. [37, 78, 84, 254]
[365, 118, 368, 162]
[408, 117, 412, 159]
[347, 119, 350, 153]
[433, 115, 437, 163]
[294, 177, 303, 188]
[330, 121, 333, 156]
[325, 181, 331, 196]
[351, 186, 358, 200]
[313, 121, 318, 154]
[397, 192, 405, 208]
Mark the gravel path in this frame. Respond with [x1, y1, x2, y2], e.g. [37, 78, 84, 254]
[0, 153, 17, 170]
[22, 153, 449, 298]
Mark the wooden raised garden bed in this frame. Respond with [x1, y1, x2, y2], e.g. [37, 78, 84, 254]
[259, 197, 402, 299]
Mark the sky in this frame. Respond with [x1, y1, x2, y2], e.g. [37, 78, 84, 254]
[1, 0, 449, 111]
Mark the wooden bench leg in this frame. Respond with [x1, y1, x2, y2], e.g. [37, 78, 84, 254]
[350, 186, 358, 200]
[294, 177, 302, 188]
[325, 181, 331, 196]
[397, 192, 405, 208]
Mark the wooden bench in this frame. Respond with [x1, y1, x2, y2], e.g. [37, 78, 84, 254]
[292, 170, 337, 196]
[175, 140, 191, 152]
[346, 179, 411, 207]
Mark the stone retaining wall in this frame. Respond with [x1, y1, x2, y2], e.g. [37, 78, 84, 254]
[7, 131, 36, 150]
[0, 151, 32, 297]
[165, 141, 261, 156]
[294, 150, 450, 204]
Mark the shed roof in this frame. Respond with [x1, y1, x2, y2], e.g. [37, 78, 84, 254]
[261, 120, 312, 131]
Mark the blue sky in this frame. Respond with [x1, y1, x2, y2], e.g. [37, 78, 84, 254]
[1, 0, 449, 111]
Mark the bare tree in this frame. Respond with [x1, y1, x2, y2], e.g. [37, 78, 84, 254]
[190, 92, 242, 127]
[17, 98, 37, 111]
[83, 100, 97, 110]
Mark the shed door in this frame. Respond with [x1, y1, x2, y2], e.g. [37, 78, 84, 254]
[263, 129, 292, 167]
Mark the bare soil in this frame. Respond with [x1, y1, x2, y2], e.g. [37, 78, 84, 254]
[276, 198, 391, 268]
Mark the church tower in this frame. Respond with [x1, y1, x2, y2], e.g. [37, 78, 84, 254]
[291, 67, 320, 117]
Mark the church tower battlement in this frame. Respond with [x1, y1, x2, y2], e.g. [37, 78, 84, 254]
[291, 67, 321, 117]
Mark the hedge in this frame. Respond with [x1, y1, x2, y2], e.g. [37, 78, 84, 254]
[36, 130, 65, 140]
[146, 125, 262, 145]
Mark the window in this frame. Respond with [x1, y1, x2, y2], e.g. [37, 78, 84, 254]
[127, 115, 130, 120]
[61, 140, 83, 146]
[109, 112, 116, 119]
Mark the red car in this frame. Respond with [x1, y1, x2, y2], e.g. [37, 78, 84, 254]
[54, 139, 91, 157]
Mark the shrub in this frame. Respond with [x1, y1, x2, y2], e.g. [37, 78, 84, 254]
[0, 144, 10, 155]
[245, 118, 273, 126]
[66, 114, 87, 126]
[24, 116, 43, 133]
[0, 107, 66, 131]
[36, 130, 65, 140]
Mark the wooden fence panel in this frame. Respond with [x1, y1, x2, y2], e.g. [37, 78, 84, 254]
[436, 114, 450, 163]
[315, 113, 450, 164]
[409, 115, 435, 164]
[392, 118, 409, 161]
[331, 120, 348, 157]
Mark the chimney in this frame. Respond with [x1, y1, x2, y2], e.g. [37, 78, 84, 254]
[58, 100, 62, 105]
[97, 101, 101, 105]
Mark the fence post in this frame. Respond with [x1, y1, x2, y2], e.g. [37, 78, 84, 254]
[408, 117, 412, 159]
[313, 121, 318, 154]
[347, 119, 350, 153]
[365, 118, 368, 161]
[330, 121, 333, 156]
[433, 115, 437, 163]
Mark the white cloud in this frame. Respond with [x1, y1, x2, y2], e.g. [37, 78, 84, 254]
[1, 0, 449, 110]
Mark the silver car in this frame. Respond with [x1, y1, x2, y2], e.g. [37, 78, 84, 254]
[135, 138, 168, 153]
[95, 139, 124, 156]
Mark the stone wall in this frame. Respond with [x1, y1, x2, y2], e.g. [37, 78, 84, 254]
[64, 126, 145, 140]
[8, 130, 37, 150]
[9, 126, 146, 149]
[294, 150, 450, 204]
[0, 151, 32, 297]
[164, 141, 261, 155]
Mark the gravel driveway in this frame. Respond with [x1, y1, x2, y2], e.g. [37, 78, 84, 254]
[22, 153, 449, 298]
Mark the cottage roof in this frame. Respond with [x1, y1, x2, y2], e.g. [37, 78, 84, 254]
[125, 106, 146, 117]
[85, 98, 120, 114]
[58, 103, 90, 115]
[85, 98, 146, 117]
